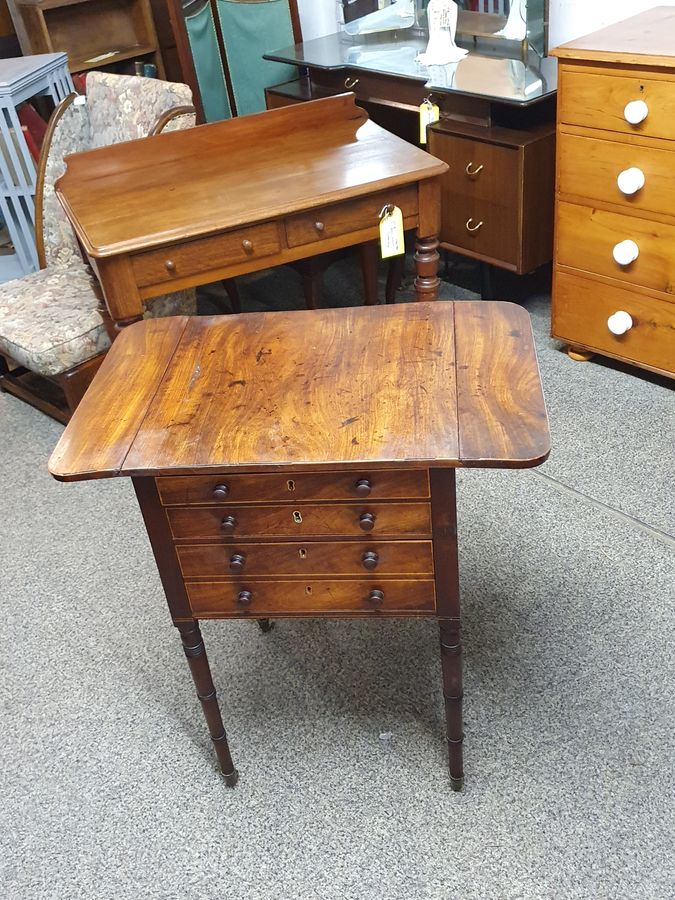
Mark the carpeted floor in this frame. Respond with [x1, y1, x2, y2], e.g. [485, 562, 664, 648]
[1, 257, 673, 900]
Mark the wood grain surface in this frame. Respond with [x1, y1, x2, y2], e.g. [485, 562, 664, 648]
[49, 302, 550, 481]
[56, 93, 447, 258]
[553, 7, 675, 67]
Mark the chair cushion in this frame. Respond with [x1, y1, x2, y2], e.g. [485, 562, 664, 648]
[0, 263, 109, 376]
[0, 263, 198, 377]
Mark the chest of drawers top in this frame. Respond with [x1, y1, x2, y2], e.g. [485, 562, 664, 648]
[48, 302, 550, 483]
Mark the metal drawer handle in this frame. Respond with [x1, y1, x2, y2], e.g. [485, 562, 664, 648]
[344, 76, 359, 89]
[465, 218, 483, 233]
[465, 162, 484, 177]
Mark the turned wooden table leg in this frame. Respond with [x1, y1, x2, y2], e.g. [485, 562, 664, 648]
[439, 619, 464, 791]
[176, 620, 238, 786]
[414, 235, 440, 302]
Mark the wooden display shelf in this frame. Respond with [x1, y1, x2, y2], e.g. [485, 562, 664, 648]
[70, 42, 158, 74]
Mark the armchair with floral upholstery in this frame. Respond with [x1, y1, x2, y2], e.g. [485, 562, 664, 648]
[0, 72, 197, 424]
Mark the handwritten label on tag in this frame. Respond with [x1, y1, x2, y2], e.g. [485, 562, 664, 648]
[419, 100, 440, 144]
[379, 205, 405, 259]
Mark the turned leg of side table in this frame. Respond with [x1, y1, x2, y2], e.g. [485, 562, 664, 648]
[414, 235, 441, 302]
[439, 619, 464, 790]
[176, 620, 238, 786]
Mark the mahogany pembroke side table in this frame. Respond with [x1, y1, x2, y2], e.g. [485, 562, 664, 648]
[54, 93, 448, 331]
[49, 301, 550, 790]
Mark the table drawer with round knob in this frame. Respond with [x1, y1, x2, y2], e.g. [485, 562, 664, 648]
[131, 222, 281, 288]
[559, 70, 675, 141]
[156, 469, 429, 505]
[557, 131, 675, 218]
[177, 540, 434, 578]
[552, 270, 675, 374]
[556, 200, 675, 294]
[186, 578, 436, 617]
[284, 186, 418, 248]
[167, 503, 432, 540]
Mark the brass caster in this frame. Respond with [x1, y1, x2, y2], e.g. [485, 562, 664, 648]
[221, 768, 239, 788]
[567, 346, 594, 362]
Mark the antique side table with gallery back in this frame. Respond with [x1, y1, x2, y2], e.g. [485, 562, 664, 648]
[54, 93, 448, 329]
[49, 301, 550, 790]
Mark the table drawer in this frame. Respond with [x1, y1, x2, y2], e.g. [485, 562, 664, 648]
[168, 502, 432, 540]
[557, 201, 675, 294]
[557, 132, 675, 218]
[285, 186, 418, 248]
[552, 270, 675, 374]
[440, 193, 518, 267]
[178, 540, 434, 578]
[156, 469, 429, 505]
[559, 69, 675, 141]
[187, 578, 436, 617]
[428, 128, 519, 206]
[131, 222, 281, 288]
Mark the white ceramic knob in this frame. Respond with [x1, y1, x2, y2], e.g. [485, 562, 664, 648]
[607, 310, 634, 335]
[624, 99, 649, 125]
[617, 167, 645, 195]
[613, 239, 639, 266]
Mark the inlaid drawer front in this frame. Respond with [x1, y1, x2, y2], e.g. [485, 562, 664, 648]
[552, 271, 675, 373]
[428, 129, 519, 206]
[168, 503, 432, 540]
[131, 222, 281, 288]
[559, 69, 675, 141]
[156, 469, 429, 505]
[557, 201, 675, 294]
[557, 132, 675, 218]
[178, 540, 434, 578]
[440, 193, 518, 267]
[285, 186, 418, 248]
[187, 579, 436, 617]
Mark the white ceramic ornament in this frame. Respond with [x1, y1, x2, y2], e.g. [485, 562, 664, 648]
[417, 0, 468, 66]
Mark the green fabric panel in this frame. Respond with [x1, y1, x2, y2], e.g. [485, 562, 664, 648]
[215, 0, 298, 116]
[185, 3, 233, 122]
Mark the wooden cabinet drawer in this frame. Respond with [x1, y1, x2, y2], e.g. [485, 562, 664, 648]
[557, 131, 675, 218]
[552, 270, 675, 374]
[285, 186, 418, 248]
[168, 503, 432, 540]
[428, 129, 519, 206]
[157, 469, 429, 505]
[557, 201, 675, 294]
[178, 540, 434, 578]
[187, 578, 436, 617]
[440, 193, 519, 267]
[559, 69, 675, 141]
[131, 222, 280, 288]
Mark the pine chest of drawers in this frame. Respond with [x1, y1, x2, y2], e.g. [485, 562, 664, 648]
[552, 7, 675, 378]
[49, 302, 550, 791]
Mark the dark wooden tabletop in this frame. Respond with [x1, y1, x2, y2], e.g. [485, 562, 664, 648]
[55, 93, 448, 258]
[49, 302, 550, 481]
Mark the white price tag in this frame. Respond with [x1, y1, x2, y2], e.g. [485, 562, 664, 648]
[379, 205, 405, 259]
[419, 100, 440, 145]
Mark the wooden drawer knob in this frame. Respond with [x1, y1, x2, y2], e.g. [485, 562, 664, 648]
[359, 512, 376, 532]
[242, 239, 254, 253]
[221, 514, 237, 533]
[314, 221, 325, 233]
[165, 260, 176, 272]
[212, 483, 230, 500]
[624, 99, 648, 125]
[617, 167, 645, 195]
[613, 239, 639, 266]
[236, 590, 253, 607]
[229, 553, 246, 573]
[366, 589, 384, 607]
[607, 310, 633, 336]
[354, 478, 372, 496]
[362, 551, 379, 571]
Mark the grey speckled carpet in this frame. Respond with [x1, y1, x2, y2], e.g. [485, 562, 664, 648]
[1, 256, 673, 900]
